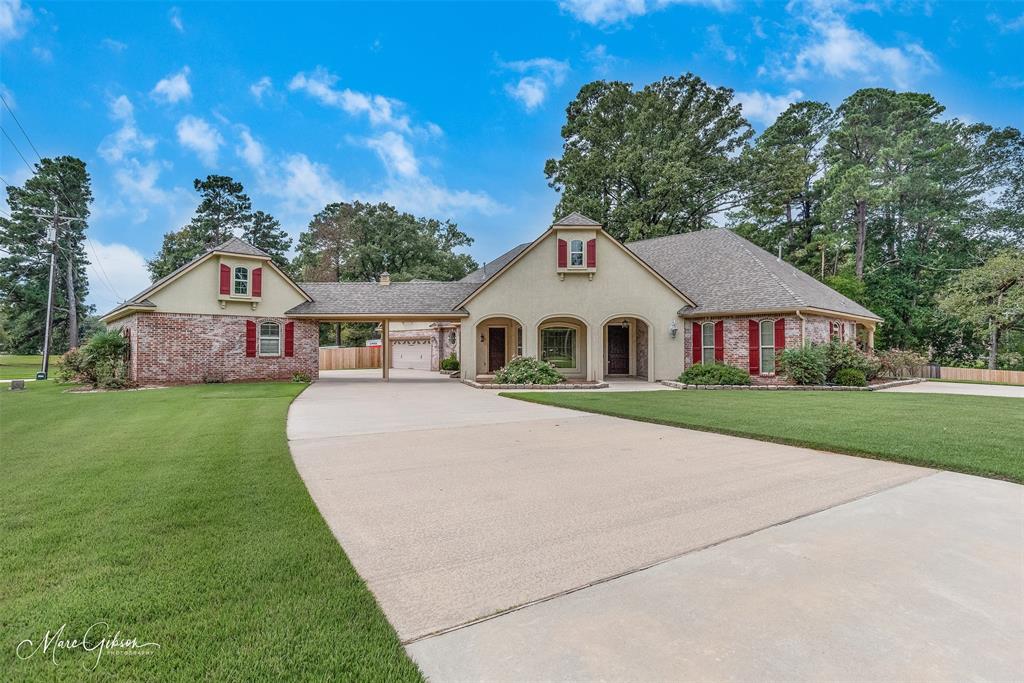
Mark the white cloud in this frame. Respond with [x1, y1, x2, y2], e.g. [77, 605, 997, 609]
[236, 126, 266, 168]
[176, 115, 223, 165]
[779, 3, 937, 88]
[559, 0, 732, 26]
[32, 45, 52, 62]
[735, 89, 804, 126]
[98, 95, 156, 163]
[168, 6, 183, 32]
[113, 158, 170, 204]
[499, 57, 570, 112]
[151, 66, 192, 104]
[289, 67, 411, 131]
[101, 37, 127, 52]
[0, 0, 33, 41]
[85, 240, 151, 313]
[363, 131, 419, 178]
[250, 76, 272, 101]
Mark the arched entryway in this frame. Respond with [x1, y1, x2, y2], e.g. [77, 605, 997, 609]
[601, 315, 652, 381]
[537, 315, 589, 380]
[474, 315, 523, 375]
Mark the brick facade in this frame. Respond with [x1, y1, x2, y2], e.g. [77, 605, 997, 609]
[683, 313, 862, 385]
[108, 312, 319, 385]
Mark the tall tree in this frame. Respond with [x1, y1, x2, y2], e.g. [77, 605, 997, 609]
[147, 176, 290, 279]
[939, 250, 1024, 369]
[544, 74, 754, 241]
[294, 201, 477, 282]
[0, 157, 92, 353]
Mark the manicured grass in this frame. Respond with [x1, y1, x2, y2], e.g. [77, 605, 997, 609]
[0, 354, 60, 379]
[503, 390, 1024, 483]
[1, 381, 421, 681]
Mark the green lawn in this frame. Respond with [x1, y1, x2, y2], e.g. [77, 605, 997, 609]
[0, 354, 60, 380]
[504, 390, 1024, 483]
[1, 381, 421, 681]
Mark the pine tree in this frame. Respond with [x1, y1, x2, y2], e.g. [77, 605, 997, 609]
[244, 210, 292, 272]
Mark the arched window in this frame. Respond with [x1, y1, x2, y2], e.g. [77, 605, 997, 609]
[701, 322, 715, 365]
[830, 320, 842, 342]
[760, 320, 776, 374]
[259, 321, 281, 356]
[234, 266, 249, 296]
[569, 239, 584, 267]
[540, 326, 577, 369]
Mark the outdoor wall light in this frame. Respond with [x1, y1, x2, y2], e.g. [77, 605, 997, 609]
[480, 334, 485, 342]
[669, 320, 678, 338]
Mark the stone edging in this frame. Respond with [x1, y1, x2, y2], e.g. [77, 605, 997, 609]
[461, 379, 609, 390]
[659, 378, 922, 392]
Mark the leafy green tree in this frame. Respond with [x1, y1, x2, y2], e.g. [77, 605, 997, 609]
[294, 201, 477, 282]
[544, 74, 754, 241]
[0, 157, 93, 353]
[939, 250, 1024, 369]
[148, 176, 290, 279]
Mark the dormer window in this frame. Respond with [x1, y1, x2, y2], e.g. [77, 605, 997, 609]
[234, 267, 249, 296]
[569, 240, 584, 267]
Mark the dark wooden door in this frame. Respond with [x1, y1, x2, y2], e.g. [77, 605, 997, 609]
[488, 327, 506, 372]
[607, 325, 630, 374]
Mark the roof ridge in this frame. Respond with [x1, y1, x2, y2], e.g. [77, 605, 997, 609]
[625, 227, 731, 247]
[724, 230, 805, 307]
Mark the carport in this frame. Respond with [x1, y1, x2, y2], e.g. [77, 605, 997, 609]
[286, 278, 476, 381]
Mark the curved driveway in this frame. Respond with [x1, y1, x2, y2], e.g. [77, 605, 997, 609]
[288, 370, 1023, 681]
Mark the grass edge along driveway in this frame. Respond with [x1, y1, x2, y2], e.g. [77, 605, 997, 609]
[1, 381, 421, 681]
[503, 390, 1023, 484]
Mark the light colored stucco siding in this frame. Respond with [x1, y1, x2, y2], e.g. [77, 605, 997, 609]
[462, 231, 687, 381]
[146, 256, 307, 318]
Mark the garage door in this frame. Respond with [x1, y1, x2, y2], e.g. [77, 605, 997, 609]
[391, 341, 431, 370]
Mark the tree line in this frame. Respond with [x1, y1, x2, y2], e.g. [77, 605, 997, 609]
[2, 73, 1021, 367]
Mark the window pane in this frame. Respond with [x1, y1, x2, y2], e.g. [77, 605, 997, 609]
[541, 327, 576, 368]
[760, 321, 774, 346]
[569, 240, 584, 266]
[259, 338, 280, 355]
[234, 267, 248, 295]
[260, 322, 279, 337]
[702, 345, 715, 365]
[702, 324, 715, 347]
[761, 348, 775, 374]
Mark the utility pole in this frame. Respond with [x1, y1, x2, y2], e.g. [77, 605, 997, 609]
[29, 200, 82, 380]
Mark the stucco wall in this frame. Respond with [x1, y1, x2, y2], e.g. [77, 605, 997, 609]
[462, 231, 687, 381]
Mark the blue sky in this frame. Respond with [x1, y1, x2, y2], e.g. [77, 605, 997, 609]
[2, 0, 1022, 313]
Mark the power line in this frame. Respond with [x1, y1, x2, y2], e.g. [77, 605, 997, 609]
[1, 126, 35, 175]
[0, 94, 42, 161]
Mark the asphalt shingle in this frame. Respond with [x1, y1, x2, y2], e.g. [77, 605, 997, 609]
[287, 281, 480, 316]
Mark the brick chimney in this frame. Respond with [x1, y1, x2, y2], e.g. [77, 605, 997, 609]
[378, 271, 391, 286]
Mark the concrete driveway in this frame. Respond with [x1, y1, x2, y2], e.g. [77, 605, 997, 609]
[288, 369, 1023, 681]
[878, 379, 1024, 398]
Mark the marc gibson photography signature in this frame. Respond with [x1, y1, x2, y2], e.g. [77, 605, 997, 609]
[16, 622, 160, 670]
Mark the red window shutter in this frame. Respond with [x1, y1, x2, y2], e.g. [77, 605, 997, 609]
[774, 318, 786, 356]
[692, 322, 702, 365]
[586, 238, 596, 268]
[557, 239, 567, 268]
[246, 321, 257, 357]
[840, 321, 846, 341]
[748, 320, 760, 375]
[284, 322, 295, 357]
[220, 264, 231, 295]
[252, 268, 262, 297]
[714, 321, 724, 363]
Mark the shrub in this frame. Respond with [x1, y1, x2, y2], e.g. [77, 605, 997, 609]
[493, 356, 563, 385]
[834, 368, 867, 387]
[823, 340, 879, 382]
[55, 330, 131, 388]
[678, 363, 751, 385]
[292, 372, 311, 383]
[439, 353, 460, 372]
[778, 345, 827, 385]
[878, 349, 928, 378]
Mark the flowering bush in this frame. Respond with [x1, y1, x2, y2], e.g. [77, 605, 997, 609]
[493, 356, 563, 384]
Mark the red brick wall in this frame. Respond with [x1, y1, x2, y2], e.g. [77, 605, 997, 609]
[109, 312, 318, 385]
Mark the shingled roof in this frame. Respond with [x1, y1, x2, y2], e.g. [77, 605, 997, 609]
[460, 243, 531, 283]
[287, 281, 479, 316]
[627, 229, 881, 320]
[553, 211, 602, 226]
[213, 236, 272, 258]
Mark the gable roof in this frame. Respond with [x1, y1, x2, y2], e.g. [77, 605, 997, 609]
[553, 211, 602, 226]
[287, 281, 478, 317]
[100, 236, 308, 322]
[460, 243, 531, 283]
[626, 229, 881, 321]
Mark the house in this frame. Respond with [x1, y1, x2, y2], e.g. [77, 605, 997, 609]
[101, 213, 881, 385]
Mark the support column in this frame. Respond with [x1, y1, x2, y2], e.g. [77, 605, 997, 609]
[382, 319, 390, 381]
[868, 324, 875, 351]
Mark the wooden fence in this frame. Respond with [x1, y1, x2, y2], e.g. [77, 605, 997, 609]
[319, 346, 382, 370]
[912, 364, 1024, 385]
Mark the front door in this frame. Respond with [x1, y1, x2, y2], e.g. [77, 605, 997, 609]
[607, 325, 630, 374]
[488, 327, 506, 372]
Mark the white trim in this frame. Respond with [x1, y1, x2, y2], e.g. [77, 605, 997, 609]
[701, 321, 715, 366]
[759, 319, 776, 375]
[539, 322, 580, 372]
[568, 239, 585, 268]
[258, 320, 282, 357]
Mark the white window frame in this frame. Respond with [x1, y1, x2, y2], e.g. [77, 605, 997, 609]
[701, 322, 715, 365]
[516, 326, 523, 357]
[760, 319, 776, 375]
[540, 325, 578, 370]
[234, 266, 249, 296]
[831, 320, 843, 341]
[569, 239, 585, 268]
[258, 321, 281, 356]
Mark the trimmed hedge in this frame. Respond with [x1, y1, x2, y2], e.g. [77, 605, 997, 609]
[834, 368, 867, 387]
[493, 356, 564, 385]
[679, 363, 751, 385]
